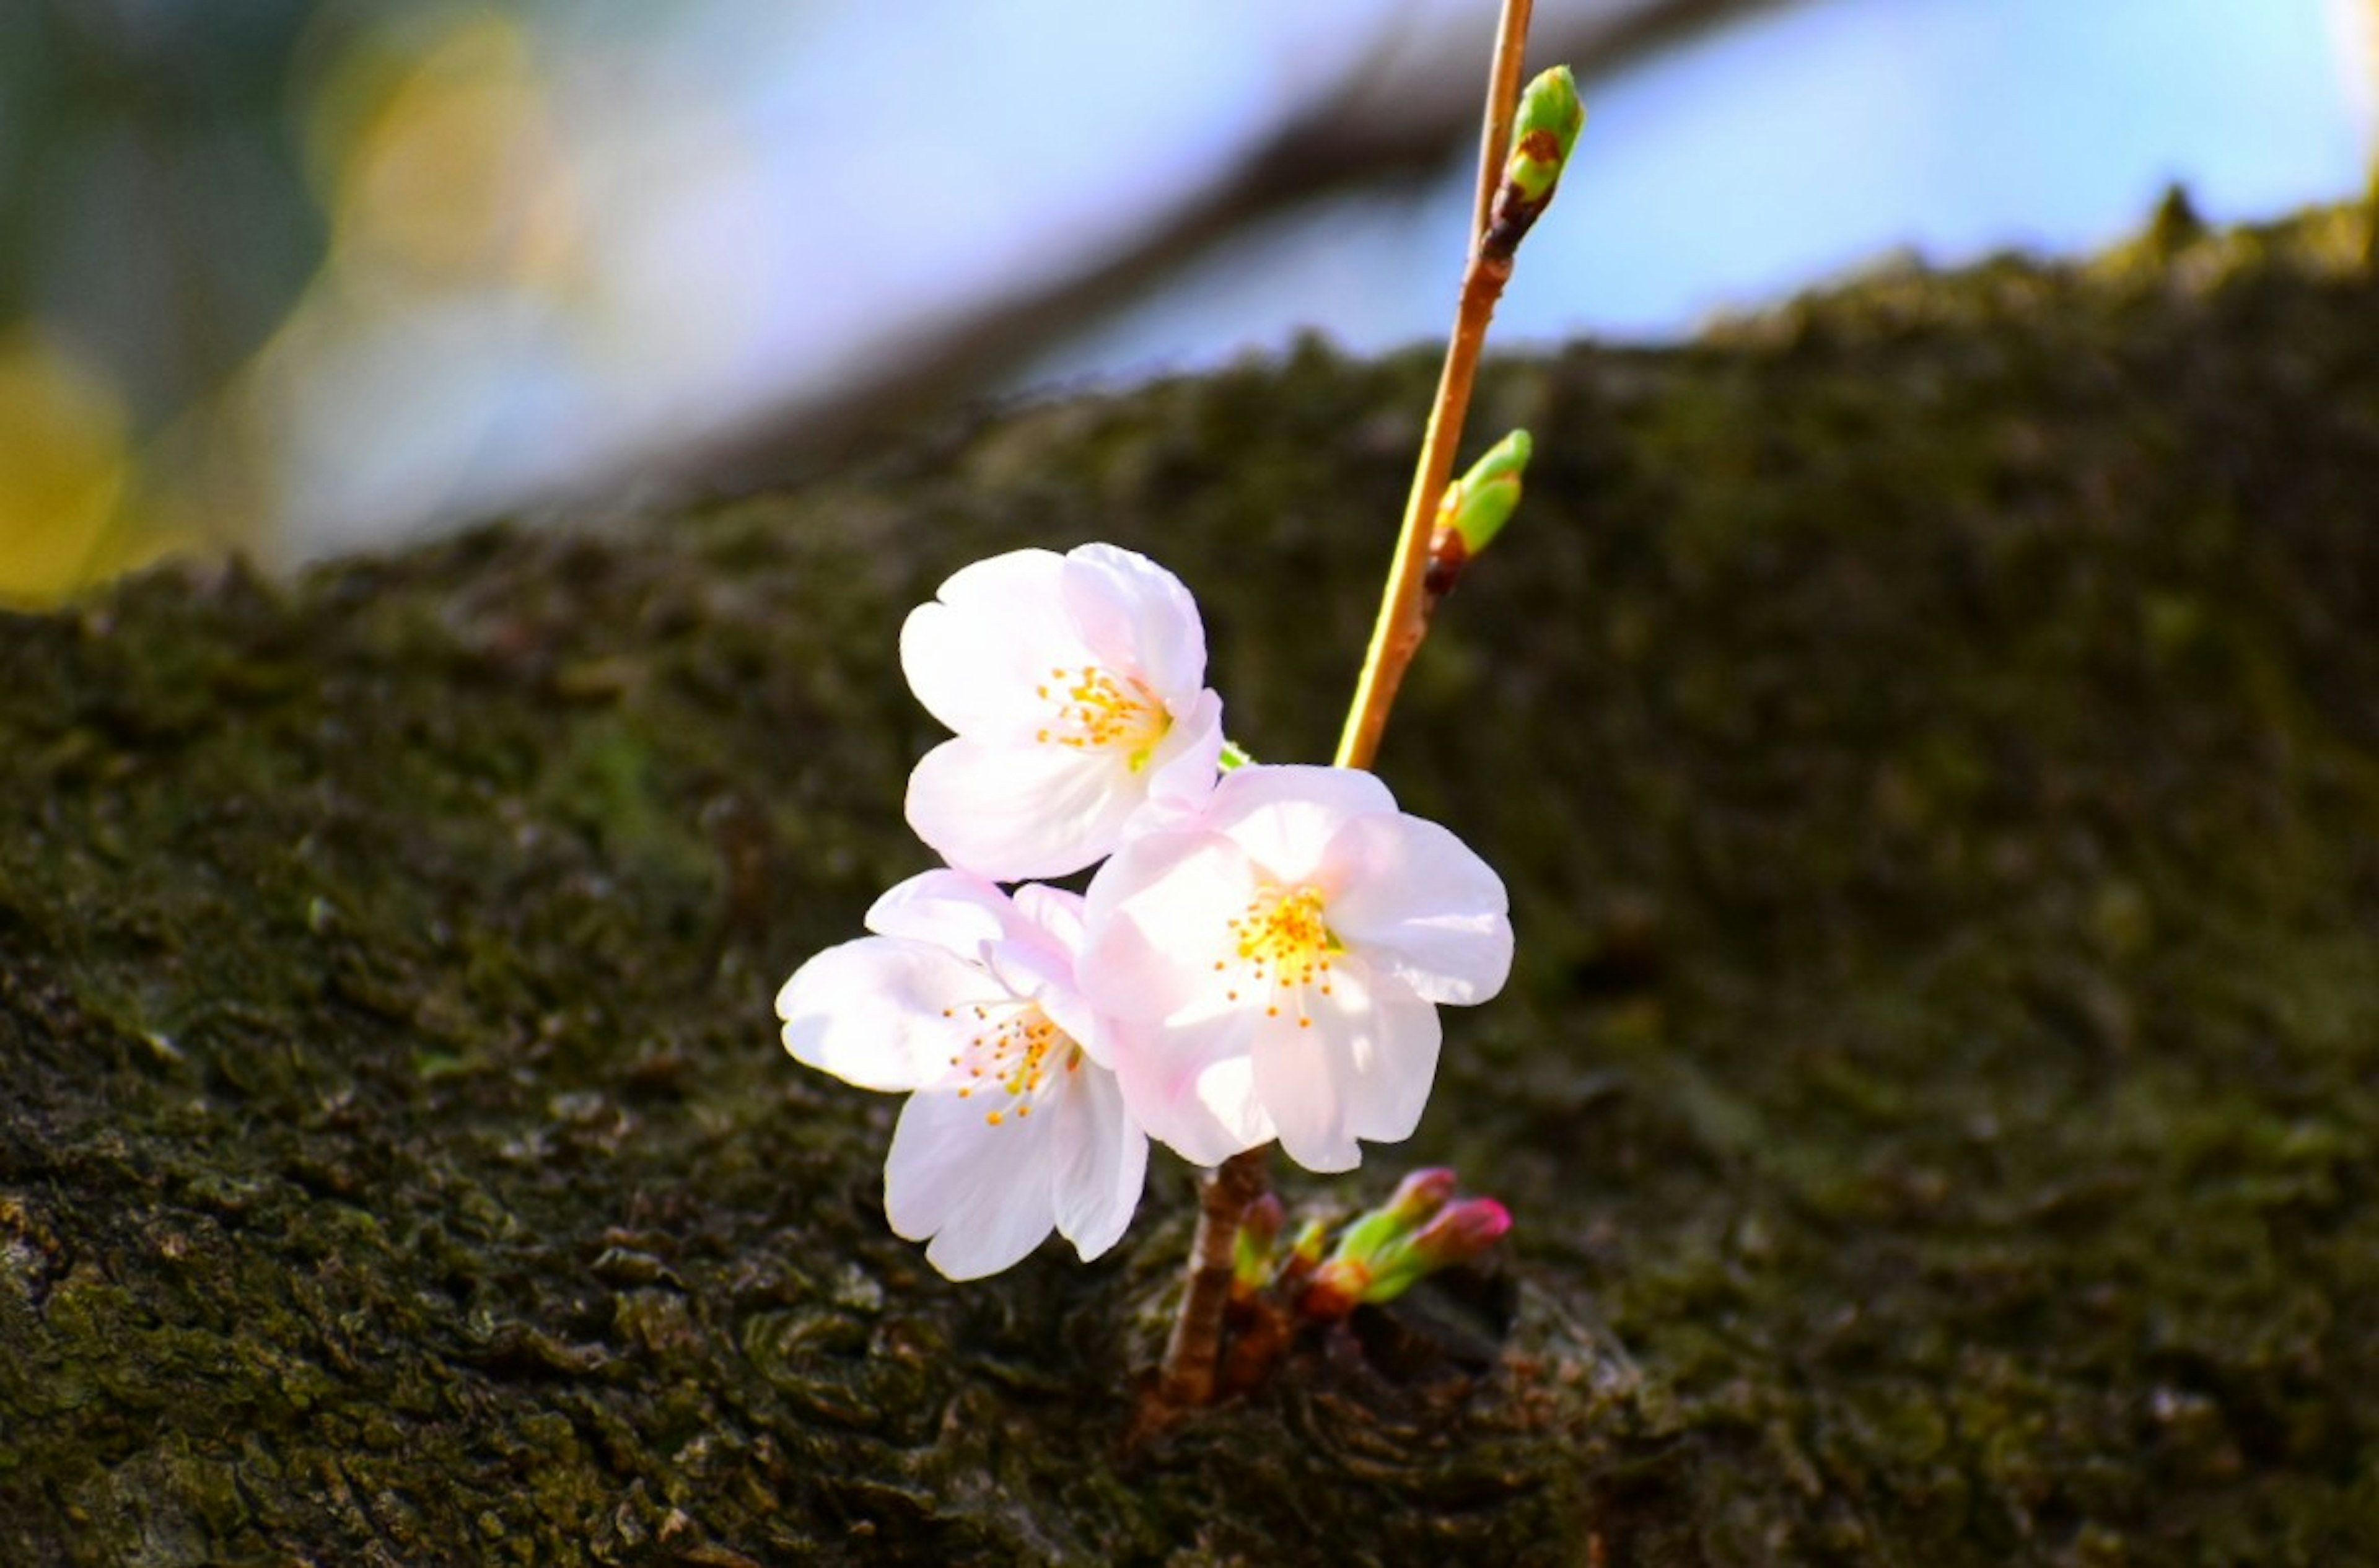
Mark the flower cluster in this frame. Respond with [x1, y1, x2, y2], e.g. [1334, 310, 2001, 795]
[777, 544, 1512, 1278]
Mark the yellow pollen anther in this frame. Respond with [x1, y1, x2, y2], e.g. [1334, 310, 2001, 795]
[1031, 662, 1170, 768]
[944, 999, 1085, 1131]
[1217, 883, 1342, 1027]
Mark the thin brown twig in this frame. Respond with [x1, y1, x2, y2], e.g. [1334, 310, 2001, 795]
[1471, 0, 1535, 250]
[1334, 0, 1535, 774]
[1146, 0, 1540, 1427]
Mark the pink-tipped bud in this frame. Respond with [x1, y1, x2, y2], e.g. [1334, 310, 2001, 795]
[1328, 1167, 1459, 1275]
[1358, 1198, 1514, 1307]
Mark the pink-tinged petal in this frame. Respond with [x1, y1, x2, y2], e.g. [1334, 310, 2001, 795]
[1059, 544, 1208, 707]
[899, 550, 1092, 739]
[906, 734, 1141, 882]
[1048, 1067, 1149, 1261]
[864, 869, 1014, 958]
[1325, 813, 1514, 1005]
[1250, 961, 1440, 1172]
[777, 937, 980, 1092]
[1129, 688, 1225, 833]
[1080, 832, 1254, 1022]
[1108, 1008, 1274, 1165]
[1009, 882, 1088, 955]
[993, 883, 1097, 1042]
[1336, 971, 1444, 1144]
[1201, 765, 1398, 885]
[885, 1092, 1056, 1279]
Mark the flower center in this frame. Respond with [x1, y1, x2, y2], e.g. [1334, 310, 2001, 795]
[1033, 664, 1170, 771]
[1217, 883, 1339, 1029]
[940, 999, 1084, 1126]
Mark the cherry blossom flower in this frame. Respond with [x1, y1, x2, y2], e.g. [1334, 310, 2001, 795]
[776, 869, 1147, 1279]
[1079, 764, 1511, 1173]
[900, 543, 1225, 882]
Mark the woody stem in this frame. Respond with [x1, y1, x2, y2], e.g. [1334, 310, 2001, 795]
[1150, 0, 1536, 1418]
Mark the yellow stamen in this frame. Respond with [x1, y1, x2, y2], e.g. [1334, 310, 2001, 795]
[941, 997, 1085, 1129]
[1218, 883, 1343, 1029]
[1033, 662, 1170, 770]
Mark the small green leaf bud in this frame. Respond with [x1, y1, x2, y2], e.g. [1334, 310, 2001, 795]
[1484, 68, 1584, 258]
[1506, 67, 1584, 203]
[1232, 1192, 1286, 1300]
[1428, 430, 1531, 596]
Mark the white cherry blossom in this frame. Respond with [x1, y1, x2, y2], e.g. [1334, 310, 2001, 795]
[900, 543, 1225, 882]
[776, 869, 1147, 1280]
[1079, 764, 1511, 1174]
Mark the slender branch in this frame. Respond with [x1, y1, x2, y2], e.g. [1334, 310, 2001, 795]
[1147, 0, 1540, 1426]
[1334, 0, 1535, 774]
[1470, 0, 1535, 248]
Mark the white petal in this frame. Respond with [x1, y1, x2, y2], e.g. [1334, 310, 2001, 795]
[1080, 831, 1253, 1023]
[1009, 882, 1088, 955]
[899, 550, 1090, 739]
[885, 1092, 1056, 1280]
[777, 937, 981, 1092]
[1250, 962, 1440, 1172]
[1128, 688, 1225, 834]
[1108, 1009, 1274, 1166]
[1059, 544, 1208, 707]
[1048, 1067, 1149, 1261]
[906, 735, 1141, 882]
[1324, 813, 1514, 1005]
[1336, 970, 1443, 1144]
[864, 869, 1014, 958]
[1202, 765, 1398, 885]
[1001, 883, 1102, 1049]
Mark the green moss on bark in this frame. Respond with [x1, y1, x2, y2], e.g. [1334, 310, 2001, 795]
[2, 197, 2377, 1564]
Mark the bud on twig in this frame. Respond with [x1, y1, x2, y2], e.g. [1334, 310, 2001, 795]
[1427, 429, 1532, 597]
[1295, 1170, 1510, 1320]
[1359, 1198, 1514, 1306]
[1483, 68, 1583, 260]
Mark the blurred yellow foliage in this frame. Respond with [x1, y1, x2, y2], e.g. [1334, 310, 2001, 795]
[0, 330, 133, 607]
[307, 10, 577, 295]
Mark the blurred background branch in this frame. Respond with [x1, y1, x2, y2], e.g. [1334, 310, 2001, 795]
[672, 0, 1805, 492]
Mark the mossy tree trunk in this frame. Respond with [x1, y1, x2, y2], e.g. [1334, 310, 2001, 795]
[2, 201, 2376, 1565]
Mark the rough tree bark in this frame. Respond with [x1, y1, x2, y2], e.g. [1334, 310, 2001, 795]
[2, 195, 2375, 1564]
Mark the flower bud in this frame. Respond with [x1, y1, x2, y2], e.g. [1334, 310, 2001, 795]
[1356, 1198, 1513, 1307]
[1332, 1167, 1457, 1264]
